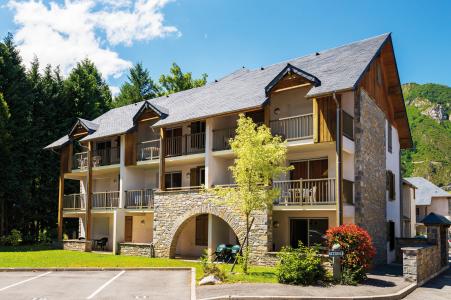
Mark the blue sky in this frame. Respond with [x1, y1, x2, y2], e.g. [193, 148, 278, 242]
[1, 0, 450, 92]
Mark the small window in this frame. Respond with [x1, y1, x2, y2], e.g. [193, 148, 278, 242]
[343, 179, 354, 205]
[165, 171, 182, 189]
[387, 221, 395, 251]
[195, 215, 208, 246]
[386, 170, 396, 201]
[387, 124, 392, 153]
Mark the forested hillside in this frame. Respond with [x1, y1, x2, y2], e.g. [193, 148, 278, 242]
[401, 83, 451, 189]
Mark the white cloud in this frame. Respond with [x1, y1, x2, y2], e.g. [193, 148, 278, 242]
[7, 0, 179, 79]
[109, 85, 120, 96]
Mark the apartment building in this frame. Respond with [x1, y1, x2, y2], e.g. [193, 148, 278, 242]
[45, 33, 412, 264]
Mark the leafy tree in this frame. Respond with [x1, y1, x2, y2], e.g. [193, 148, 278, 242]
[210, 114, 291, 273]
[158, 63, 207, 95]
[0, 92, 11, 234]
[64, 58, 112, 120]
[113, 63, 160, 107]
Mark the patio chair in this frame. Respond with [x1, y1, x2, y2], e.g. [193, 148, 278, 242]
[97, 237, 108, 251]
[214, 244, 227, 262]
[227, 245, 241, 263]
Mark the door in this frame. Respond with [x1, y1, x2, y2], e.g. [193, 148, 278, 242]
[190, 121, 206, 150]
[290, 161, 308, 180]
[290, 219, 308, 248]
[125, 216, 133, 242]
[165, 127, 183, 156]
[308, 218, 328, 247]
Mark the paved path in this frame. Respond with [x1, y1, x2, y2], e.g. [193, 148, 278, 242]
[403, 267, 451, 300]
[0, 269, 193, 300]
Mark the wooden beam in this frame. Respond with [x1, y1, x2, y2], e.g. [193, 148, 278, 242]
[159, 128, 166, 191]
[263, 104, 270, 127]
[313, 98, 318, 143]
[85, 141, 93, 242]
[388, 85, 401, 96]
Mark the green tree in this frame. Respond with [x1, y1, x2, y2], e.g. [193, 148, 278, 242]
[0, 93, 11, 234]
[158, 63, 207, 95]
[210, 115, 291, 273]
[114, 63, 160, 107]
[64, 58, 112, 120]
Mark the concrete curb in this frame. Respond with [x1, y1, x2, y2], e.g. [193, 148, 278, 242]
[199, 282, 417, 300]
[0, 267, 194, 272]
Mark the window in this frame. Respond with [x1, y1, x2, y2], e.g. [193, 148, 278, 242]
[343, 179, 354, 204]
[195, 214, 208, 246]
[290, 158, 328, 180]
[387, 124, 392, 153]
[190, 166, 205, 187]
[290, 218, 328, 248]
[386, 170, 396, 200]
[165, 171, 182, 189]
[343, 111, 354, 140]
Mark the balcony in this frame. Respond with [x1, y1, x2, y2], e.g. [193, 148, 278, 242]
[165, 132, 205, 157]
[92, 191, 120, 209]
[92, 147, 120, 167]
[72, 152, 88, 170]
[270, 113, 313, 141]
[125, 189, 154, 209]
[137, 140, 160, 162]
[273, 178, 336, 206]
[63, 193, 86, 210]
[213, 127, 236, 151]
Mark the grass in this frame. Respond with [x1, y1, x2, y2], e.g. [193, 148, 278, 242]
[0, 245, 277, 284]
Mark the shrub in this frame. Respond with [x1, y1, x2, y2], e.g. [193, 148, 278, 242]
[200, 251, 227, 281]
[276, 243, 325, 285]
[0, 229, 22, 246]
[326, 224, 376, 285]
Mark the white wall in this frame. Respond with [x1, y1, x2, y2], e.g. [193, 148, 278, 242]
[386, 121, 401, 263]
[341, 91, 355, 117]
[175, 216, 206, 257]
[131, 213, 153, 243]
[269, 87, 312, 120]
[166, 163, 204, 187]
[91, 215, 114, 250]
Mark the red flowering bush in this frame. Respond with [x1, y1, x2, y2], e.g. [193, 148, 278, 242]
[326, 224, 376, 284]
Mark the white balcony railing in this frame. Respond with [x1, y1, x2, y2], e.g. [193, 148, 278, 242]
[137, 140, 160, 161]
[63, 193, 86, 210]
[125, 189, 154, 209]
[92, 191, 120, 209]
[270, 113, 313, 141]
[273, 178, 336, 205]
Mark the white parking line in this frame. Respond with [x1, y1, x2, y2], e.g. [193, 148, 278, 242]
[86, 270, 125, 299]
[0, 271, 52, 292]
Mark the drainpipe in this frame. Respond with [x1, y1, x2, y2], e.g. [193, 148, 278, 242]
[333, 92, 343, 226]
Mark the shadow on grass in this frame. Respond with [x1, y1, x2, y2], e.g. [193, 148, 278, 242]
[0, 244, 54, 252]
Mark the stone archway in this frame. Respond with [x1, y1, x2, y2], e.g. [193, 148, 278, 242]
[167, 204, 246, 258]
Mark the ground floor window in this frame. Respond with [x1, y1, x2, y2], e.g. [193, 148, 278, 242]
[165, 171, 182, 189]
[290, 218, 328, 248]
[195, 214, 208, 246]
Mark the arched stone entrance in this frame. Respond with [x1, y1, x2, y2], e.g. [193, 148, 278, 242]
[152, 190, 272, 264]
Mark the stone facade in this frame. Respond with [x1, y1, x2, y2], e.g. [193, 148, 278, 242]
[354, 89, 387, 264]
[152, 190, 272, 265]
[62, 240, 92, 252]
[395, 238, 428, 263]
[402, 245, 442, 284]
[119, 243, 153, 257]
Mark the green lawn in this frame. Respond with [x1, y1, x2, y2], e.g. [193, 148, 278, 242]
[0, 246, 277, 283]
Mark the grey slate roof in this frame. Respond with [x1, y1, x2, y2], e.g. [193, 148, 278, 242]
[46, 33, 391, 148]
[404, 177, 451, 206]
[78, 118, 99, 132]
[420, 212, 451, 226]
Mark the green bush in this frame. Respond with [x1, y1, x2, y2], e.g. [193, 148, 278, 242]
[0, 229, 22, 246]
[276, 243, 325, 285]
[200, 251, 227, 281]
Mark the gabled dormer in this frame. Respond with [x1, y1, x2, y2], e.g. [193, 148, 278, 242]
[68, 118, 99, 139]
[265, 63, 321, 96]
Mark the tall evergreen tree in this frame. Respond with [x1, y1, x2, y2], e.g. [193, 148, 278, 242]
[158, 63, 207, 95]
[0, 93, 11, 234]
[64, 58, 112, 120]
[114, 63, 159, 107]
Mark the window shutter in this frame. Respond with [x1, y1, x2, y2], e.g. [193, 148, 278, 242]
[195, 215, 208, 246]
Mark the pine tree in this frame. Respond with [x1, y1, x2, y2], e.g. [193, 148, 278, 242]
[0, 93, 11, 235]
[158, 63, 207, 95]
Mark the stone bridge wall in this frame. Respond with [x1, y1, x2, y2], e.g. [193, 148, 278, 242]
[152, 190, 274, 265]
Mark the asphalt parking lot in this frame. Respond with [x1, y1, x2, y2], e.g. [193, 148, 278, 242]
[0, 269, 194, 300]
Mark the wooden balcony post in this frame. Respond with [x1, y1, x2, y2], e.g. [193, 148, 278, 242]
[159, 128, 166, 191]
[86, 141, 93, 242]
[57, 167, 64, 241]
[333, 93, 343, 226]
[313, 98, 319, 143]
[264, 104, 270, 127]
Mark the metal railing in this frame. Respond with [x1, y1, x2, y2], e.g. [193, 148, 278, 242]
[92, 191, 120, 209]
[165, 132, 205, 157]
[270, 113, 313, 141]
[343, 111, 354, 140]
[213, 127, 236, 151]
[125, 189, 154, 209]
[92, 147, 120, 167]
[273, 178, 336, 205]
[137, 140, 160, 161]
[72, 152, 88, 170]
[63, 193, 86, 210]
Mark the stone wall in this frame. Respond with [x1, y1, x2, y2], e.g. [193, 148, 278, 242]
[402, 245, 443, 285]
[119, 243, 153, 257]
[354, 89, 387, 264]
[395, 238, 429, 263]
[62, 240, 92, 252]
[152, 190, 272, 265]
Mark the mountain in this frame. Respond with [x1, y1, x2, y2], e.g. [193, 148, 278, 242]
[401, 83, 451, 189]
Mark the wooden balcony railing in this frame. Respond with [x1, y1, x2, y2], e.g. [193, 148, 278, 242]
[72, 152, 88, 170]
[273, 178, 336, 205]
[125, 189, 154, 209]
[213, 127, 236, 151]
[92, 147, 120, 167]
[63, 193, 86, 210]
[270, 113, 313, 141]
[92, 191, 119, 209]
[137, 140, 160, 161]
[165, 132, 205, 157]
